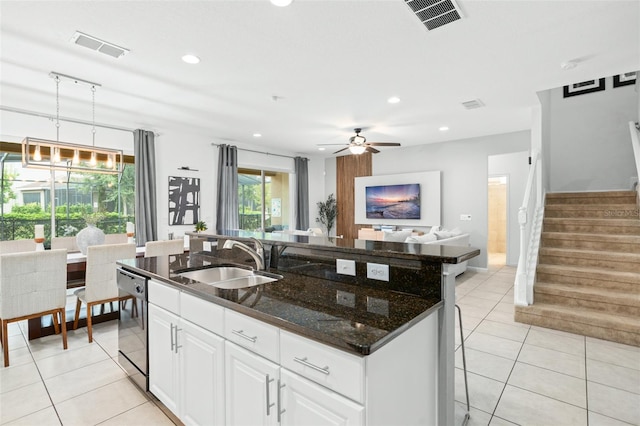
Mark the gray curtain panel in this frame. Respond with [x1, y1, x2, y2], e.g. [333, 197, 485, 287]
[134, 129, 157, 245]
[216, 144, 239, 232]
[294, 156, 309, 230]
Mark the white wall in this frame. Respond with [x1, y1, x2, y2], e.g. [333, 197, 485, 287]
[157, 137, 325, 239]
[1, 110, 325, 239]
[489, 151, 529, 266]
[546, 78, 638, 192]
[326, 131, 531, 269]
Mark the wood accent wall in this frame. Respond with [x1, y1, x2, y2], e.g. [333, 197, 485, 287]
[336, 152, 372, 240]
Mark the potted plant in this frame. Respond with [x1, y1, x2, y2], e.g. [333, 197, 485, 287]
[195, 221, 208, 233]
[316, 193, 337, 236]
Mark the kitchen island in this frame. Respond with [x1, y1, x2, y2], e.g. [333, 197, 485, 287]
[117, 231, 479, 425]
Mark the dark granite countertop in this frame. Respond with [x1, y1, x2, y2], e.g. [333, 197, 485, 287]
[118, 253, 442, 356]
[187, 230, 480, 264]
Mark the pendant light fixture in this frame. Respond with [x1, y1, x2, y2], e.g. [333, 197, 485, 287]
[21, 71, 123, 174]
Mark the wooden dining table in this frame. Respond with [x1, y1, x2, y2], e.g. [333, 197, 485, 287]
[27, 248, 146, 340]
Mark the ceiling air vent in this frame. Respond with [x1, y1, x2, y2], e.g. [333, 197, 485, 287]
[70, 31, 129, 59]
[404, 0, 463, 31]
[462, 99, 485, 110]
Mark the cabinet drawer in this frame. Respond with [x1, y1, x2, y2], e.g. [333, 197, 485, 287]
[148, 280, 180, 314]
[280, 330, 365, 403]
[180, 292, 224, 336]
[224, 309, 279, 363]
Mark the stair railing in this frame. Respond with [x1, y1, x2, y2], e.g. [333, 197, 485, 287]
[514, 151, 542, 306]
[629, 121, 640, 211]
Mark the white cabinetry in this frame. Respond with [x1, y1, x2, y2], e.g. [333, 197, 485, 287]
[225, 341, 280, 426]
[280, 369, 364, 426]
[148, 303, 179, 414]
[147, 279, 439, 426]
[148, 281, 225, 426]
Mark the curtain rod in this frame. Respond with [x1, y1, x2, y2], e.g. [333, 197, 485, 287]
[211, 142, 307, 160]
[1, 105, 159, 136]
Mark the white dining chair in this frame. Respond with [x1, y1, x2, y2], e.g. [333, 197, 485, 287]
[73, 243, 136, 343]
[0, 249, 68, 367]
[0, 239, 37, 254]
[144, 239, 184, 258]
[105, 233, 128, 244]
[51, 236, 80, 253]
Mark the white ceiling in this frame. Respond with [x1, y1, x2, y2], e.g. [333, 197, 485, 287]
[1, 0, 639, 156]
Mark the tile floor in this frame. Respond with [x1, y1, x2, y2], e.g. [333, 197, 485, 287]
[454, 263, 640, 426]
[1, 263, 639, 425]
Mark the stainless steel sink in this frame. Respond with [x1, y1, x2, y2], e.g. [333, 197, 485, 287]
[178, 267, 253, 283]
[177, 266, 281, 289]
[210, 274, 279, 289]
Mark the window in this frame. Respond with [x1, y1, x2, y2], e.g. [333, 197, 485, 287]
[1, 142, 134, 244]
[238, 168, 290, 232]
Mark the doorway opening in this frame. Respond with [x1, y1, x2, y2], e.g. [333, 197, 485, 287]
[488, 175, 507, 266]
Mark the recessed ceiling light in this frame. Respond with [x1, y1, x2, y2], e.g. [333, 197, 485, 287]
[387, 96, 401, 104]
[253, 133, 262, 138]
[182, 54, 200, 64]
[271, 0, 293, 6]
[318, 147, 326, 151]
[560, 60, 577, 70]
[439, 126, 449, 131]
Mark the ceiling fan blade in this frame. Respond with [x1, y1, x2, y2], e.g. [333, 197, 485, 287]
[317, 143, 349, 146]
[333, 147, 350, 154]
[365, 142, 401, 147]
[366, 146, 380, 154]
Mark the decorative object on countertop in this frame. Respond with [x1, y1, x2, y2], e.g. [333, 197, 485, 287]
[34, 224, 45, 251]
[76, 212, 106, 255]
[316, 193, 337, 236]
[195, 220, 208, 232]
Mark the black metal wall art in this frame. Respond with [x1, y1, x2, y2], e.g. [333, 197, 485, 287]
[169, 176, 200, 225]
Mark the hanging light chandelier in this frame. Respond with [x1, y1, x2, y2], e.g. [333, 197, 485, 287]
[21, 72, 123, 175]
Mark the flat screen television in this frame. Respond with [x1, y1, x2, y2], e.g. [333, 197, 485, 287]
[365, 183, 420, 219]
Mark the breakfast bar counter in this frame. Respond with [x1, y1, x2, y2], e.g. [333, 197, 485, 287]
[118, 231, 479, 425]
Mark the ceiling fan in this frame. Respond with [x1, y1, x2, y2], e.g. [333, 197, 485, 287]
[319, 128, 401, 154]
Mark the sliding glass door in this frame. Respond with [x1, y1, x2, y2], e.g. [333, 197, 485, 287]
[237, 168, 289, 232]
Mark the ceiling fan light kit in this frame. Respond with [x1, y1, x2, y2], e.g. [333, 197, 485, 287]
[321, 128, 402, 155]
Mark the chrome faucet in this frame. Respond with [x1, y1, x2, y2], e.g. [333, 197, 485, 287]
[222, 238, 265, 271]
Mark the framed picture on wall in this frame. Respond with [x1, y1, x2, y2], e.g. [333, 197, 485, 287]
[563, 78, 605, 98]
[168, 176, 200, 225]
[613, 71, 637, 88]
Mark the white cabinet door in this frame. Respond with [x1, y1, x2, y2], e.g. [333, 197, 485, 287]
[280, 369, 364, 426]
[180, 319, 226, 426]
[148, 303, 179, 415]
[225, 342, 279, 426]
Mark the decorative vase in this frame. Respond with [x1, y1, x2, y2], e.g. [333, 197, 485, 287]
[76, 224, 106, 255]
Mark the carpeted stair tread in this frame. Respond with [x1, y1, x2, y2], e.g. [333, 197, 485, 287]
[515, 303, 640, 334]
[536, 264, 640, 285]
[541, 232, 640, 243]
[545, 203, 637, 211]
[535, 281, 640, 307]
[539, 247, 640, 263]
[544, 217, 640, 228]
[546, 191, 637, 205]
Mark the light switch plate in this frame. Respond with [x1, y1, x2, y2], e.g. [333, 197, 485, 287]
[367, 263, 389, 281]
[460, 214, 472, 221]
[336, 259, 356, 276]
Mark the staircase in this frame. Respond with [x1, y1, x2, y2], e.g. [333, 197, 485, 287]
[515, 190, 640, 347]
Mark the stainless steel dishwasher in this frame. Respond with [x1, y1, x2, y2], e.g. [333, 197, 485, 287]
[117, 267, 149, 391]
